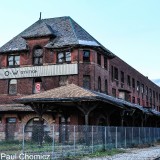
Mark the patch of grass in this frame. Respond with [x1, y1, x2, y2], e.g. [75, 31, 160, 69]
[63, 149, 125, 160]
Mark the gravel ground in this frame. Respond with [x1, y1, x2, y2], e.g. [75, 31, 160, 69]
[83, 146, 160, 160]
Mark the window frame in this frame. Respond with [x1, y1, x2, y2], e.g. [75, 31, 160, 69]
[8, 54, 20, 67]
[33, 46, 43, 65]
[83, 50, 90, 62]
[8, 79, 17, 95]
[57, 51, 71, 63]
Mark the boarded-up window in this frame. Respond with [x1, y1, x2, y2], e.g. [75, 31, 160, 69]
[83, 75, 90, 89]
[9, 79, 17, 95]
[59, 76, 68, 86]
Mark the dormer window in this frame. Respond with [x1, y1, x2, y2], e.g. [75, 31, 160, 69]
[33, 46, 43, 65]
[57, 51, 71, 63]
[8, 54, 20, 67]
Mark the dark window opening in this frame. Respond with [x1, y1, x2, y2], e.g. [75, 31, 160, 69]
[127, 75, 131, 86]
[8, 55, 20, 67]
[132, 78, 135, 88]
[104, 57, 108, 70]
[97, 53, 101, 66]
[137, 81, 140, 92]
[98, 77, 101, 92]
[105, 79, 108, 94]
[83, 75, 90, 89]
[33, 46, 43, 65]
[83, 50, 90, 62]
[112, 88, 116, 97]
[9, 79, 17, 95]
[137, 98, 140, 105]
[121, 71, 124, 83]
[132, 96, 135, 103]
[114, 67, 118, 80]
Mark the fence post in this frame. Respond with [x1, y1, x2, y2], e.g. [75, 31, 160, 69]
[115, 127, 117, 149]
[92, 126, 93, 153]
[105, 127, 106, 150]
[124, 127, 126, 148]
[74, 125, 76, 156]
[22, 124, 25, 154]
[52, 125, 55, 159]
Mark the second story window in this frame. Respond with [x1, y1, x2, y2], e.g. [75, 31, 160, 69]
[97, 53, 101, 66]
[121, 71, 124, 83]
[9, 79, 17, 95]
[83, 50, 90, 62]
[127, 75, 131, 86]
[104, 56, 108, 70]
[114, 67, 118, 80]
[57, 51, 71, 63]
[98, 77, 101, 92]
[8, 55, 20, 67]
[33, 46, 43, 65]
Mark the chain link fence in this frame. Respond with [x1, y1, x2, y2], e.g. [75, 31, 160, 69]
[0, 124, 160, 159]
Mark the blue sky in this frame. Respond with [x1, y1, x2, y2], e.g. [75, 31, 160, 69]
[0, 0, 160, 80]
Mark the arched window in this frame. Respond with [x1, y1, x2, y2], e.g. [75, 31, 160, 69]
[105, 79, 108, 94]
[33, 46, 43, 65]
[98, 77, 101, 92]
[9, 79, 17, 95]
[33, 78, 42, 93]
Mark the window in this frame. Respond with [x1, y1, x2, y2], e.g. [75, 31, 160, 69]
[112, 88, 116, 97]
[98, 77, 101, 92]
[127, 75, 131, 86]
[146, 86, 148, 95]
[137, 98, 140, 105]
[97, 53, 101, 65]
[9, 79, 17, 95]
[132, 78, 135, 88]
[8, 55, 20, 67]
[83, 75, 90, 89]
[137, 81, 140, 92]
[59, 76, 68, 86]
[114, 67, 118, 80]
[104, 57, 108, 70]
[132, 96, 135, 103]
[121, 71, 124, 83]
[156, 92, 158, 102]
[141, 84, 144, 94]
[33, 78, 42, 93]
[57, 51, 71, 63]
[105, 79, 108, 94]
[83, 50, 90, 62]
[33, 46, 43, 65]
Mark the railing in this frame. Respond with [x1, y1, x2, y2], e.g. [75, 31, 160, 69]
[0, 124, 160, 159]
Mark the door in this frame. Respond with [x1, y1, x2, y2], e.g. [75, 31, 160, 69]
[6, 118, 16, 140]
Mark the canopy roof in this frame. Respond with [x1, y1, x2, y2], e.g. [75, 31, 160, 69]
[16, 84, 160, 116]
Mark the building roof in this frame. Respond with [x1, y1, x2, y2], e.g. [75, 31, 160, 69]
[16, 84, 160, 116]
[0, 16, 114, 58]
[0, 104, 33, 111]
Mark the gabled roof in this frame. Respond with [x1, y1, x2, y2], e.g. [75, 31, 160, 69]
[0, 16, 115, 57]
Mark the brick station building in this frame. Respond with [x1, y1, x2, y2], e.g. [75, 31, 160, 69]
[0, 16, 160, 139]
